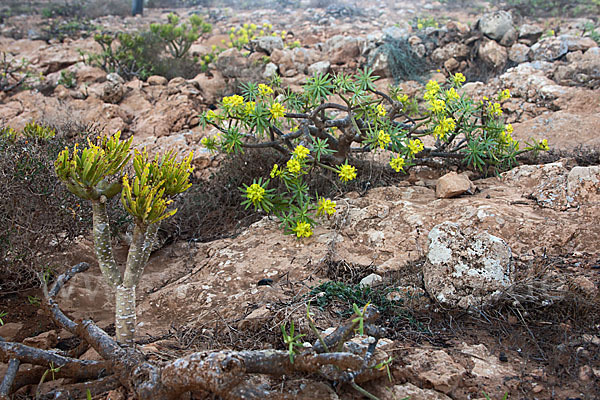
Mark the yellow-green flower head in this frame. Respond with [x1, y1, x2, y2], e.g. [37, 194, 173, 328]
[270, 163, 282, 178]
[389, 156, 405, 172]
[258, 83, 273, 96]
[250, 23, 257, 30]
[396, 93, 408, 103]
[287, 158, 301, 174]
[338, 163, 357, 183]
[505, 123, 513, 134]
[539, 139, 549, 151]
[452, 72, 466, 86]
[317, 198, 337, 216]
[376, 104, 387, 117]
[270, 102, 286, 119]
[428, 99, 446, 114]
[377, 130, 391, 150]
[293, 221, 312, 238]
[244, 101, 256, 115]
[498, 88, 511, 101]
[407, 138, 424, 155]
[222, 95, 244, 109]
[246, 183, 265, 206]
[205, 109, 217, 121]
[488, 102, 503, 116]
[293, 145, 310, 159]
[445, 87, 459, 102]
[425, 80, 440, 95]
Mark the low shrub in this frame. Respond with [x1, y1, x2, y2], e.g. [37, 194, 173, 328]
[200, 71, 548, 237]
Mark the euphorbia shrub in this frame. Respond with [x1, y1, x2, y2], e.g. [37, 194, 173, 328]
[200, 70, 547, 237]
[55, 132, 193, 344]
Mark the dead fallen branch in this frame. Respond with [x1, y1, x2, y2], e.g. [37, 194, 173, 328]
[0, 263, 389, 399]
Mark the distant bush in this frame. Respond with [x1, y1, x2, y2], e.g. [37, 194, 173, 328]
[499, 0, 600, 17]
[87, 13, 211, 80]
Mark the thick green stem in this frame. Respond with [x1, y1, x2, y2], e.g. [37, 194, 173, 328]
[92, 199, 122, 288]
[115, 285, 136, 345]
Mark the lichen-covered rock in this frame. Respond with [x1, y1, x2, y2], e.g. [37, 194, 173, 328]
[478, 11, 514, 41]
[423, 222, 513, 309]
[100, 73, 126, 104]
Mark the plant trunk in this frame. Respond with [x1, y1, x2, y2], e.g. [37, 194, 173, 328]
[92, 199, 122, 288]
[115, 222, 159, 345]
[115, 285, 136, 345]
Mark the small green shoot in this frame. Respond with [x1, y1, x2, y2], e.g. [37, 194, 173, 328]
[281, 320, 306, 363]
[27, 295, 41, 307]
[0, 311, 7, 325]
[352, 302, 369, 335]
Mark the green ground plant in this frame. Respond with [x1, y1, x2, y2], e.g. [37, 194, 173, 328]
[0, 311, 6, 325]
[54, 131, 193, 344]
[200, 70, 548, 238]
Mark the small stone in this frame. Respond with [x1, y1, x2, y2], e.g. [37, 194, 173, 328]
[0, 322, 24, 342]
[147, 75, 168, 85]
[359, 273, 383, 288]
[23, 330, 58, 350]
[436, 171, 476, 198]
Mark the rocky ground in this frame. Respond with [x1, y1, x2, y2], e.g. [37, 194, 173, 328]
[1, 0, 600, 399]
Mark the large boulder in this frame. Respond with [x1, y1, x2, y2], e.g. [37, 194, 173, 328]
[431, 43, 470, 64]
[253, 36, 284, 55]
[508, 43, 531, 63]
[479, 39, 508, 69]
[478, 11, 514, 41]
[531, 37, 568, 61]
[423, 222, 514, 309]
[325, 35, 362, 65]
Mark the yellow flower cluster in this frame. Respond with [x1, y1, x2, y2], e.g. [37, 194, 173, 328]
[452, 72, 466, 86]
[270, 163, 282, 178]
[287, 158, 301, 174]
[446, 87, 459, 102]
[424, 80, 440, 101]
[376, 130, 391, 149]
[293, 144, 310, 159]
[396, 93, 409, 103]
[270, 102, 286, 119]
[222, 95, 244, 108]
[539, 139, 549, 151]
[293, 221, 312, 238]
[498, 89, 511, 101]
[389, 156, 405, 172]
[244, 101, 256, 114]
[317, 198, 336, 216]
[338, 163, 356, 183]
[376, 104, 387, 117]
[433, 117, 456, 140]
[407, 139, 424, 155]
[428, 99, 446, 114]
[487, 102, 503, 116]
[258, 83, 274, 96]
[246, 183, 265, 206]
